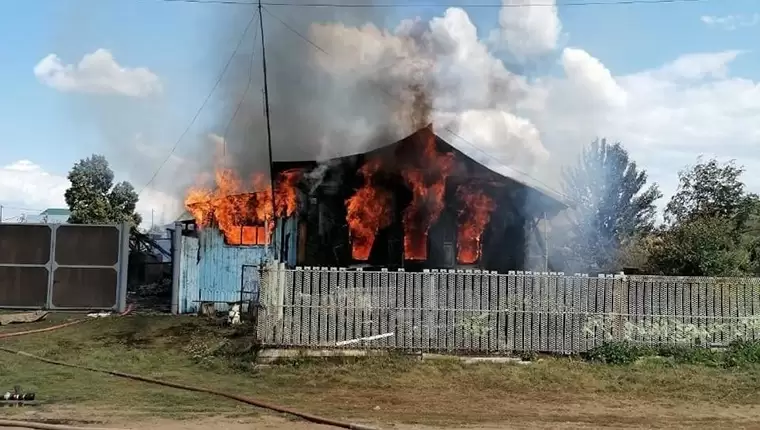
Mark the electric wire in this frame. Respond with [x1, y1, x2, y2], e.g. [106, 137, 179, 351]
[222, 13, 260, 156]
[0, 206, 45, 212]
[156, 0, 710, 8]
[137, 13, 258, 196]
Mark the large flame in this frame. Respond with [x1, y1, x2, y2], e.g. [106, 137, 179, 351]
[274, 169, 302, 218]
[456, 185, 495, 264]
[345, 158, 393, 261]
[401, 128, 454, 260]
[185, 169, 301, 246]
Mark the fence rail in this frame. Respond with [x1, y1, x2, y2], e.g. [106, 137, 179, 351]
[255, 267, 760, 354]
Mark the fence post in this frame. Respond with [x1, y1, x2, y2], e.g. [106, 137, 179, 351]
[613, 274, 627, 342]
[257, 261, 272, 343]
[423, 269, 433, 351]
[256, 260, 286, 344]
[45, 224, 58, 310]
[116, 222, 130, 313]
[171, 222, 183, 315]
[276, 261, 286, 320]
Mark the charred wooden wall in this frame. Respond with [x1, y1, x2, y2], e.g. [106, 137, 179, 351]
[295, 172, 534, 272]
[279, 133, 561, 273]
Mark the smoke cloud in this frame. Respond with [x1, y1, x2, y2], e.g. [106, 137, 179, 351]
[215, 0, 565, 192]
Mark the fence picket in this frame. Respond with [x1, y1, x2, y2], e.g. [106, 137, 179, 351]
[256, 267, 760, 354]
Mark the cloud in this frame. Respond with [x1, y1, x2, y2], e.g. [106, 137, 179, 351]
[649, 50, 743, 80]
[0, 160, 179, 226]
[701, 14, 759, 30]
[591, 51, 760, 200]
[490, 0, 562, 60]
[305, 4, 760, 207]
[34, 49, 162, 97]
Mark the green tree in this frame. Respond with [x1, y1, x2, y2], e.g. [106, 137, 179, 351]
[648, 158, 758, 276]
[64, 154, 142, 226]
[664, 158, 757, 226]
[560, 139, 662, 272]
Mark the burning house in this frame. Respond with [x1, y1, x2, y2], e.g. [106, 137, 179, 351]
[275, 126, 568, 272]
[178, 125, 568, 296]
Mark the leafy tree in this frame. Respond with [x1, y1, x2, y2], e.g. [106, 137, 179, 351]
[665, 158, 757, 226]
[64, 154, 142, 226]
[560, 139, 662, 272]
[738, 197, 760, 274]
[648, 158, 759, 276]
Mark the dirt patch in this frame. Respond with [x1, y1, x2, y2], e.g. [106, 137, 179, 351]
[5, 401, 760, 430]
[112, 415, 332, 430]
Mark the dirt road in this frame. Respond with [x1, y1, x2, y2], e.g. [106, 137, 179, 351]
[5, 402, 760, 430]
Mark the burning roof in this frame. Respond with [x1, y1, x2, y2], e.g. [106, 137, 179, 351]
[277, 125, 571, 211]
[184, 169, 302, 246]
[182, 125, 568, 268]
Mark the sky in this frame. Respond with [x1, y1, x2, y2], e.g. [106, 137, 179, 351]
[1, 0, 760, 227]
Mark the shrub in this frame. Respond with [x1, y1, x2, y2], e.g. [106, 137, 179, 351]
[724, 340, 760, 367]
[586, 342, 651, 365]
[587, 340, 760, 367]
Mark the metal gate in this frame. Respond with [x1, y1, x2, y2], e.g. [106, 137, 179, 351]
[240, 264, 261, 306]
[0, 222, 129, 311]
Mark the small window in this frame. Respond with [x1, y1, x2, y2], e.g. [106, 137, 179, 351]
[224, 225, 269, 246]
[219, 193, 270, 246]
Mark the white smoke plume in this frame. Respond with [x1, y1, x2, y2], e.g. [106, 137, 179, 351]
[300, 5, 558, 184]
[214, 0, 628, 199]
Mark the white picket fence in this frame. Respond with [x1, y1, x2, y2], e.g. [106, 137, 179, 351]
[254, 266, 760, 354]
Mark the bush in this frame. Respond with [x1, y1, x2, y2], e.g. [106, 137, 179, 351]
[585, 342, 652, 365]
[586, 340, 760, 367]
[724, 340, 760, 367]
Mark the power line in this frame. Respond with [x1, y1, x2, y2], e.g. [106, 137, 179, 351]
[0, 206, 44, 212]
[263, 6, 571, 201]
[138, 12, 258, 196]
[222, 13, 260, 155]
[158, 0, 254, 4]
[156, 0, 710, 8]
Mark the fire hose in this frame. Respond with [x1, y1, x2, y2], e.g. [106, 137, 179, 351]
[0, 315, 379, 430]
[0, 319, 87, 340]
[0, 419, 118, 430]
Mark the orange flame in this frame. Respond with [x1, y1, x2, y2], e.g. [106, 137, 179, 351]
[401, 129, 454, 260]
[345, 159, 392, 261]
[456, 185, 495, 264]
[275, 169, 302, 218]
[184, 169, 300, 246]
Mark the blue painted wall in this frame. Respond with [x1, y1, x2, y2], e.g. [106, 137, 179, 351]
[178, 217, 297, 313]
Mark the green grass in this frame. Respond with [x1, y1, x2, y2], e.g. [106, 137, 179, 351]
[1, 315, 760, 426]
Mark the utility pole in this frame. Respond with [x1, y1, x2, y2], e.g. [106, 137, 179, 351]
[543, 211, 549, 272]
[0, 205, 3, 223]
[258, 0, 278, 260]
[151, 209, 155, 230]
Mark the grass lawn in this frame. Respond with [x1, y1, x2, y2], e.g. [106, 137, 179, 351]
[0, 315, 759, 428]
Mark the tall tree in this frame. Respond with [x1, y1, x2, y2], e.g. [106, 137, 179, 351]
[648, 158, 759, 276]
[561, 139, 661, 272]
[664, 158, 757, 226]
[64, 154, 142, 225]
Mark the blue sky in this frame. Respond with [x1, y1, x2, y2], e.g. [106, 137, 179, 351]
[1, 0, 760, 223]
